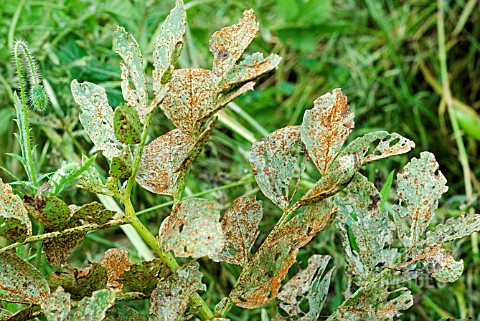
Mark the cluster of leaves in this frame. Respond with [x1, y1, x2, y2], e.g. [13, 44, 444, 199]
[1, 1, 480, 320]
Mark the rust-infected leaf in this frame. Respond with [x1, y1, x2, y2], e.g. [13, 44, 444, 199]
[114, 27, 148, 123]
[117, 258, 171, 295]
[0, 251, 50, 304]
[42, 287, 71, 321]
[210, 9, 259, 77]
[105, 305, 148, 321]
[212, 196, 263, 266]
[159, 198, 224, 258]
[0, 179, 31, 242]
[136, 129, 193, 195]
[0, 309, 11, 319]
[425, 247, 463, 283]
[109, 152, 132, 178]
[160, 68, 217, 133]
[277, 255, 332, 320]
[392, 152, 448, 248]
[2, 305, 34, 321]
[71, 80, 126, 160]
[99, 248, 131, 289]
[70, 289, 116, 321]
[78, 155, 118, 196]
[153, 0, 186, 91]
[114, 104, 142, 144]
[214, 81, 255, 113]
[426, 213, 480, 246]
[43, 232, 86, 266]
[250, 126, 306, 210]
[300, 88, 354, 174]
[149, 262, 206, 321]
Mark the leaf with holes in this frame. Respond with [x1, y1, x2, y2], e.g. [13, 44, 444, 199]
[0, 179, 31, 242]
[98, 248, 131, 289]
[210, 9, 258, 77]
[136, 129, 193, 195]
[426, 213, 480, 246]
[153, 0, 186, 91]
[250, 126, 306, 210]
[71, 80, 126, 160]
[149, 262, 206, 321]
[114, 104, 142, 144]
[212, 196, 263, 266]
[158, 198, 224, 258]
[70, 289, 116, 321]
[114, 27, 148, 123]
[425, 247, 463, 283]
[392, 152, 448, 248]
[300, 88, 354, 174]
[0, 251, 50, 304]
[117, 258, 171, 295]
[42, 287, 71, 321]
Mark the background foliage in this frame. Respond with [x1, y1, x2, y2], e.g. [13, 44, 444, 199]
[0, 0, 478, 319]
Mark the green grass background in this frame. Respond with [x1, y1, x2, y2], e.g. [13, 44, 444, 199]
[0, 0, 479, 319]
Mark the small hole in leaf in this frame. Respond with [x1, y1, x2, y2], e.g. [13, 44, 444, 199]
[389, 137, 400, 147]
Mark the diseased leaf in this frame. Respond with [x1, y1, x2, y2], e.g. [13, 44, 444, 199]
[2, 305, 34, 320]
[250, 126, 306, 210]
[425, 247, 463, 283]
[0, 309, 11, 319]
[214, 81, 255, 112]
[117, 258, 171, 295]
[78, 156, 118, 196]
[136, 129, 192, 195]
[109, 152, 132, 178]
[277, 255, 333, 320]
[153, 0, 186, 91]
[160, 68, 217, 133]
[98, 248, 131, 289]
[71, 289, 116, 321]
[42, 287, 71, 321]
[158, 198, 224, 258]
[114, 27, 148, 123]
[212, 196, 263, 266]
[300, 88, 354, 174]
[71, 80, 126, 160]
[210, 9, 259, 77]
[392, 152, 448, 248]
[426, 213, 480, 246]
[43, 232, 86, 266]
[149, 262, 205, 321]
[105, 305, 148, 321]
[0, 251, 50, 304]
[0, 179, 31, 242]
[114, 104, 142, 144]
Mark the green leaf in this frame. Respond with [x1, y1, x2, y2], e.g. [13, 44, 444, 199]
[136, 129, 193, 195]
[249, 126, 306, 210]
[153, 0, 186, 91]
[0, 179, 31, 242]
[114, 27, 148, 123]
[149, 262, 206, 321]
[71, 80, 126, 161]
[48, 156, 96, 196]
[379, 170, 395, 211]
[71, 289, 116, 321]
[109, 152, 133, 178]
[392, 152, 448, 248]
[210, 9, 259, 77]
[114, 104, 142, 144]
[105, 305, 148, 321]
[78, 156, 118, 196]
[0, 251, 50, 304]
[41, 287, 71, 321]
[212, 196, 263, 266]
[117, 258, 171, 295]
[426, 213, 480, 245]
[158, 198, 224, 258]
[300, 88, 354, 174]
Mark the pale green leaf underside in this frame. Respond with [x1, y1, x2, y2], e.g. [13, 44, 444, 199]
[426, 213, 480, 246]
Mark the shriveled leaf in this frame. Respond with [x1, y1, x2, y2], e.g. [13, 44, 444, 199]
[250, 126, 306, 210]
[98, 248, 131, 289]
[71, 289, 116, 321]
[105, 305, 148, 321]
[153, 0, 186, 91]
[48, 156, 96, 196]
[425, 247, 463, 283]
[160, 68, 217, 133]
[277, 255, 332, 320]
[212, 196, 263, 266]
[300, 88, 354, 174]
[42, 287, 71, 321]
[47, 263, 107, 300]
[214, 81, 255, 112]
[114, 27, 148, 123]
[0, 251, 50, 304]
[210, 9, 259, 77]
[392, 152, 448, 248]
[426, 213, 480, 246]
[70, 201, 117, 225]
[114, 104, 142, 144]
[78, 156, 118, 196]
[136, 129, 192, 195]
[117, 258, 171, 295]
[149, 262, 205, 321]
[159, 198, 224, 258]
[71, 80, 125, 160]
[0, 179, 31, 242]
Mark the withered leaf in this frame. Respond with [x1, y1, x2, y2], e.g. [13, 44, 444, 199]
[300, 88, 354, 174]
[41, 286, 71, 321]
[114, 27, 148, 123]
[158, 198, 224, 258]
[117, 258, 171, 295]
[0, 179, 31, 242]
[212, 196, 263, 266]
[149, 262, 205, 321]
[71, 80, 126, 161]
[250, 126, 306, 210]
[0, 251, 50, 304]
[136, 129, 193, 195]
[113, 104, 142, 144]
[392, 152, 448, 248]
[70, 289, 116, 321]
[98, 248, 131, 289]
[210, 9, 259, 77]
